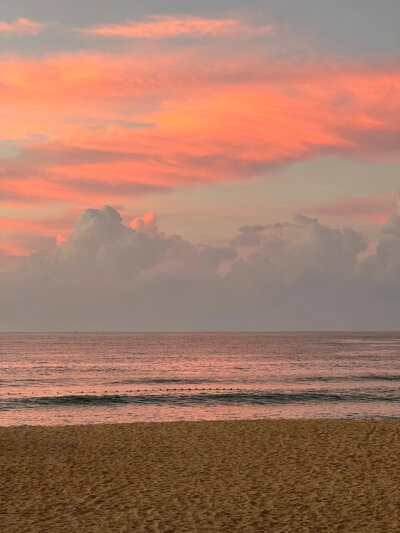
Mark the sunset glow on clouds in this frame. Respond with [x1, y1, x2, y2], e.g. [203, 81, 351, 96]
[0, 2, 399, 331]
[1, 204, 400, 330]
[310, 193, 399, 224]
[2, 54, 399, 205]
[0, 18, 45, 35]
[80, 16, 272, 39]
[0, 2, 399, 291]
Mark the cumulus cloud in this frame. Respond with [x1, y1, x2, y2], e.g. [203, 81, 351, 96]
[129, 212, 159, 237]
[0, 206, 399, 331]
[230, 214, 367, 278]
[363, 214, 400, 279]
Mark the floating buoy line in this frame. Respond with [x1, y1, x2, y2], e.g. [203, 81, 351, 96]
[5, 387, 247, 397]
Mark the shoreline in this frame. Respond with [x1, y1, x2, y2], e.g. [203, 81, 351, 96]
[2, 416, 400, 429]
[2, 419, 400, 531]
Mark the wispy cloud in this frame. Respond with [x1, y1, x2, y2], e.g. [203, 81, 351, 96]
[0, 18, 45, 36]
[80, 15, 272, 39]
[309, 193, 398, 224]
[1, 52, 399, 223]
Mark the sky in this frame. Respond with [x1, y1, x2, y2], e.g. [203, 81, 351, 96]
[0, 1, 399, 330]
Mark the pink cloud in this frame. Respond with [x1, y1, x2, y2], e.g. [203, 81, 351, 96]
[129, 212, 159, 237]
[0, 212, 78, 255]
[1, 49, 399, 254]
[0, 242, 30, 257]
[0, 18, 45, 36]
[81, 16, 272, 39]
[309, 193, 398, 223]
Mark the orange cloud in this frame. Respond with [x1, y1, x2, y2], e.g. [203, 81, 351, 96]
[0, 216, 49, 232]
[129, 212, 158, 237]
[1, 49, 400, 254]
[0, 18, 45, 36]
[81, 16, 272, 39]
[0, 212, 76, 255]
[0, 242, 30, 257]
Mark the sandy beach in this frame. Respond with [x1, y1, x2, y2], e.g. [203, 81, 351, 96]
[1, 420, 399, 532]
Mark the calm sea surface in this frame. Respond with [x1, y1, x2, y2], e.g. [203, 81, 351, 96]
[1, 332, 400, 427]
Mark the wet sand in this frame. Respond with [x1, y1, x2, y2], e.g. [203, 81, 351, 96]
[1, 420, 400, 532]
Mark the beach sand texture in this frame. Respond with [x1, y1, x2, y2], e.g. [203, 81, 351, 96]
[1, 420, 400, 532]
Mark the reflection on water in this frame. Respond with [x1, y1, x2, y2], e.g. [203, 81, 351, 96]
[1, 332, 400, 426]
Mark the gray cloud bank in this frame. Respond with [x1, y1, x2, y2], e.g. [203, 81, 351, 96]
[0, 205, 399, 331]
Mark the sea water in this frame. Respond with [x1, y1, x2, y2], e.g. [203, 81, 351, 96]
[1, 332, 400, 426]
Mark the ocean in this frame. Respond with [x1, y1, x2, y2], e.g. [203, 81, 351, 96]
[1, 332, 400, 427]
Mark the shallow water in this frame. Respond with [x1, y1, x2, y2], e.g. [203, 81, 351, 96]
[1, 332, 400, 426]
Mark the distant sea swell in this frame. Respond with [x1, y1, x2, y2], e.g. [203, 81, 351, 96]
[2, 332, 400, 424]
